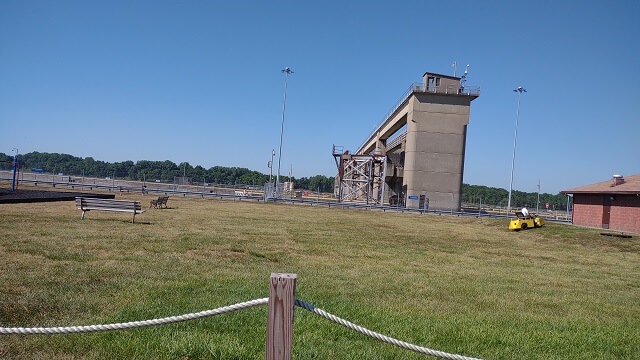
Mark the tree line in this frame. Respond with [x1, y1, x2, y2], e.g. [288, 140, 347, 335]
[1, 151, 570, 206]
[0, 152, 336, 193]
[461, 184, 571, 211]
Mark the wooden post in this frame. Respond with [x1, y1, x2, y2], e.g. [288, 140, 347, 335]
[265, 273, 297, 360]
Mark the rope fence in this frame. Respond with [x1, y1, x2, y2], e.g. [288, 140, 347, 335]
[0, 298, 268, 335]
[294, 299, 481, 360]
[0, 274, 481, 360]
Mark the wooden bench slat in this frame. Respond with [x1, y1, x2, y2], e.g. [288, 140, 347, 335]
[76, 198, 137, 204]
[81, 207, 143, 212]
[76, 197, 144, 223]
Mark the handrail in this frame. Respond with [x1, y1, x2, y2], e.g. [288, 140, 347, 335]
[385, 130, 407, 150]
[356, 83, 480, 154]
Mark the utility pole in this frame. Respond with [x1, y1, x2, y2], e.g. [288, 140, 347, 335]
[288, 165, 293, 199]
[11, 148, 18, 191]
[536, 180, 541, 213]
[276, 67, 293, 199]
[269, 149, 275, 197]
[507, 86, 527, 217]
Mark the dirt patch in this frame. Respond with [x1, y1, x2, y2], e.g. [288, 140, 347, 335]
[0, 187, 114, 204]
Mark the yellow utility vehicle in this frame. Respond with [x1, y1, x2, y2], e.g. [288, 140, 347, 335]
[509, 212, 545, 231]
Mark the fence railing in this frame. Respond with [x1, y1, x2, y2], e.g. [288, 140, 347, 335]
[0, 273, 482, 360]
[385, 130, 407, 150]
[0, 172, 570, 222]
[0, 171, 266, 201]
[358, 82, 480, 154]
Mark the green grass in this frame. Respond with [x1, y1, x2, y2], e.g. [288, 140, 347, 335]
[1, 195, 639, 359]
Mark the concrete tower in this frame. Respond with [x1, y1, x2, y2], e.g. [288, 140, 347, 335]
[355, 71, 479, 211]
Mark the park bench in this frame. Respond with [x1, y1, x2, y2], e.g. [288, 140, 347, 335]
[76, 197, 145, 223]
[150, 196, 169, 209]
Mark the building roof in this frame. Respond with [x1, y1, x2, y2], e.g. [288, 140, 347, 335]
[562, 174, 640, 195]
[422, 71, 460, 80]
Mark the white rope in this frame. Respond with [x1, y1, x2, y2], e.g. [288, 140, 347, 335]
[1, 297, 481, 359]
[295, 299, 482, 360]
[0, 298, 268, 335]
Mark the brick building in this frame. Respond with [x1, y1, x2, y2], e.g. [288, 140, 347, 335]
[562, 174, 640, 234]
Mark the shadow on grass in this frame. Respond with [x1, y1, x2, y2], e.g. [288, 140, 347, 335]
[80, 218, 153, 225]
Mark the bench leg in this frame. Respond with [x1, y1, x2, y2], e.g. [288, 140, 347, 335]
[81, 210, 86, 220]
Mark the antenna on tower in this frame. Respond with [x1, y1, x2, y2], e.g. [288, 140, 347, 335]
[459, 64, 470, 94]
[452, 61, 457, 77]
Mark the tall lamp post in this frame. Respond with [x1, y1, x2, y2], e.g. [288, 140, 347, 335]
[507, 86, 527, 217]
[536, 179, 541, 213]
[268, 149, 275, 195]
[276, 67, 293, 198]
[11, 148, 18, 191]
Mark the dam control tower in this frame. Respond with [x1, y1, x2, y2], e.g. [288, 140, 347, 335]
[334, 69, 480, 211]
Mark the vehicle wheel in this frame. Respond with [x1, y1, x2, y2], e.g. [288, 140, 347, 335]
[521, 223, 528, 230]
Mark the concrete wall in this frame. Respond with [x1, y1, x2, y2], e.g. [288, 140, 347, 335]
[403, 93, 472, 210]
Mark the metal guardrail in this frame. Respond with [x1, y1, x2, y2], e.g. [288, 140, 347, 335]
[1, 174, 569, 222]
[385, 130, 407, 150]
[0, 171, 263, 193]
[270, 197, 571, 223]
[0, 176, 266, 203]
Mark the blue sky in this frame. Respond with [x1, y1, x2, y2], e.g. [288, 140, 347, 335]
[1, 1, 638, 194]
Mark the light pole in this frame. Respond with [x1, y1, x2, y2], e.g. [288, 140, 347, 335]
[289, 165, 293, 199]
[11, 148, 18, 191]
[507, 86, 527, 217]
[536, 179, 541, 213]
[276, 67, 293, 198]
[268, 149, 275, 195]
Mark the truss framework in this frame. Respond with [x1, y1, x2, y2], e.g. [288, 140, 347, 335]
[333, 146, 387, 205]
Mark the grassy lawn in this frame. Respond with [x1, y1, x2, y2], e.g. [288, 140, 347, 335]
[1, 194, 638, 359]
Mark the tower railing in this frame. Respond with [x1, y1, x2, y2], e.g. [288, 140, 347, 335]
[357, 83, 480, 154]
[385, 130, 407, 151]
